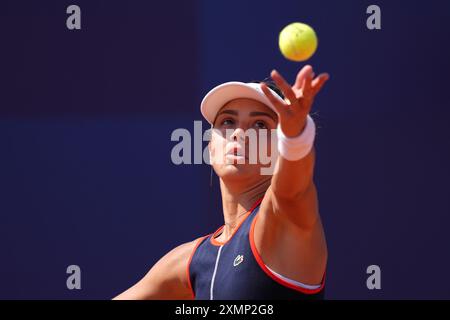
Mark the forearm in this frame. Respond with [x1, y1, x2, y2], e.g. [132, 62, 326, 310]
[271, 146, 316, 200]
[267, 146, 319, 230]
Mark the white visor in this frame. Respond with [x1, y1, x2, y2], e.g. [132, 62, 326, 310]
[200, 81, 285, 125]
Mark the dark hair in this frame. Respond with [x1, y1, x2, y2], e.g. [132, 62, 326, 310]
[250, 79, 285, 100]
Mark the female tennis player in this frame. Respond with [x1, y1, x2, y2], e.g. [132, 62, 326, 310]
[114, 65, 329, 300]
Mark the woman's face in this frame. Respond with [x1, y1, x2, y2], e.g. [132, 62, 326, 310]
[209, 98, 278, 180]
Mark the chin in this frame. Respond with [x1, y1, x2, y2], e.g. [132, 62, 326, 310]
[217, 163, 261, 180]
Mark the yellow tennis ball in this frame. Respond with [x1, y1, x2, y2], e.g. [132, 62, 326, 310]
[279, 22, 318, 62]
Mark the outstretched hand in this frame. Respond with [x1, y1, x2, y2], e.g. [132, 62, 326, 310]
[260, 65, 329, 137]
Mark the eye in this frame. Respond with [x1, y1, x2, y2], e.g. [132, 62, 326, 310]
[221, 118, 235, 126]
[254, 120, 267, 129]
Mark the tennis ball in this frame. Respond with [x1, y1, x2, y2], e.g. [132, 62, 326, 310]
[278, 22, 318, 62]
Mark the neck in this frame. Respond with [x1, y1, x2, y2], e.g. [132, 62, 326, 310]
[216, 177, 270, 242]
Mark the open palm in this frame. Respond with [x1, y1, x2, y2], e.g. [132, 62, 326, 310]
[261, 65, 329, 137]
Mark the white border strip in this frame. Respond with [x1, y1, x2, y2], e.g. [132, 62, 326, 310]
[266, 265, 321, 290]
[210, 245, 223, 300]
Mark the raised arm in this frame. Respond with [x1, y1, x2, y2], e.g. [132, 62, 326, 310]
[255, 66, 329, 285]
[260, 65, 329, 230]
[113, 239, 198, 300]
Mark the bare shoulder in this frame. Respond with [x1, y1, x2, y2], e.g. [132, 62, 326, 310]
[114, 237, 202, 300]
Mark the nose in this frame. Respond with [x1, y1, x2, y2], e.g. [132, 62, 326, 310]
[230, 127, 245, 142]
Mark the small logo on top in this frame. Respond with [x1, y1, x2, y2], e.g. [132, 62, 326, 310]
[233, 254, 244, 267]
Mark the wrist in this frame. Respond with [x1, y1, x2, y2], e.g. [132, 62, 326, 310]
[276, 115, 316, 161]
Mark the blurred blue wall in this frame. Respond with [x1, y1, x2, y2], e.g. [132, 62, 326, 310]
[1, 0, 450, 299]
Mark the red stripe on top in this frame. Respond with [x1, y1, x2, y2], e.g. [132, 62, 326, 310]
[249, 211, 326, 295]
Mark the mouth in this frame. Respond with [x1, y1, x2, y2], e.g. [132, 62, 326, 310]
[226, 146, 248, 160]
[226, 154, 246, 160]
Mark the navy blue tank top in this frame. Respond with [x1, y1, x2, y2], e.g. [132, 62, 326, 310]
[188, 198, 325, 300]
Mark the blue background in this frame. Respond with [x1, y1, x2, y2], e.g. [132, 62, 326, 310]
[1, 0, 449, 299]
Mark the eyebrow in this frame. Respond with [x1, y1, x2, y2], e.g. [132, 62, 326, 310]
[217, 109, 238, 117]
[249, 111, 276, 121]
[216, 109, 276, 121]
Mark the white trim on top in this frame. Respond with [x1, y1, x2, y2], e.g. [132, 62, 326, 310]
[210, 245, 223, 300]
[265, 264, 321, 290]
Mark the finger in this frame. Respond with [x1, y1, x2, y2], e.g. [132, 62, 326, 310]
[293, 65, 313, 90]
[302, 68, 314, 98]
[260, 82, 288, 116]
[270, 70, 297, 105]
[311, 73, 330, 95]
